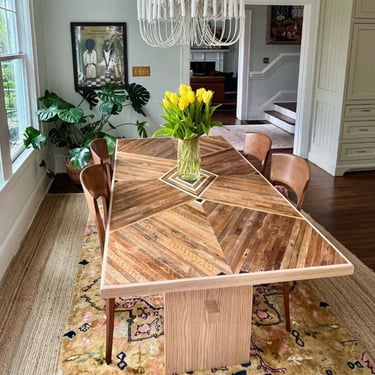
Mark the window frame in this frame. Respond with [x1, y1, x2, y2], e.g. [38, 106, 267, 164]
[0, 0, 39, 187]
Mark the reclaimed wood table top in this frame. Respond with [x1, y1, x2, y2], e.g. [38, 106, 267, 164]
[100, 136, 353, 298]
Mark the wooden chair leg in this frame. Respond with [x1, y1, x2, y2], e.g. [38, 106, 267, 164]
[282, 282, 291, 332]
[106, 298, 115, 365]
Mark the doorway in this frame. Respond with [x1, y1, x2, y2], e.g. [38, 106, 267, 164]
[180, 0, 318, 157]
[237, 0, 319, 158]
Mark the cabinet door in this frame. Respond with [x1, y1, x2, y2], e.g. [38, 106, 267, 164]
[354, 0, 375, 18]
[346, 24, 375, 100]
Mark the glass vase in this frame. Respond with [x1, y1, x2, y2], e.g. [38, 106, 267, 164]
[177, 138, 201, 183]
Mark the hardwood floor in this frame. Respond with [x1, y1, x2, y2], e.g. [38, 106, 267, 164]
[303, 167, 375, 272]
[51, 111, 375, 271]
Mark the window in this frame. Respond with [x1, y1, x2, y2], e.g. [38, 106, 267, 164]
[0, 0, 37, 185]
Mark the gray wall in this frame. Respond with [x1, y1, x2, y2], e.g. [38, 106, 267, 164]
[249, 6, 301, 70]
[35, 0, 183, 137]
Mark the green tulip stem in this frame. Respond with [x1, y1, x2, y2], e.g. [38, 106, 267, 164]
[177, 138, 201, 183]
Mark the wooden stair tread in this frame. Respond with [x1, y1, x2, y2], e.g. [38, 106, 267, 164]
[274, 102, 297, 112]
[265, 110, 295, 125]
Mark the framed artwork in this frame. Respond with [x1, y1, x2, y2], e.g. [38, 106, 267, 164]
[266, 6, 303, 44]
[70, 22, 128, 90]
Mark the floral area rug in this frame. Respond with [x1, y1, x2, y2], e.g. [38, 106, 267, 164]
[56, 224, 374, 375]
[209, 125, 294, 151]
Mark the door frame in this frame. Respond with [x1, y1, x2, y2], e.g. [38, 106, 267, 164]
[181, 0, 321, 158]
[237, 0, 321, 157]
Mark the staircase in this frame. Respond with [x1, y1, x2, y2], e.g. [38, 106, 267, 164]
[264, 102, 296, 134]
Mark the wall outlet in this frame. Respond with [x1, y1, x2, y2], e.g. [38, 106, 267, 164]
[263, 57, 269, 64]
[132, 66, 150, 76]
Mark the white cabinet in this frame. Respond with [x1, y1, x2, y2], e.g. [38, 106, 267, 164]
[346, 24, 375, 100]
[335, 0, 375, 175]
[354, 0, 375, 18]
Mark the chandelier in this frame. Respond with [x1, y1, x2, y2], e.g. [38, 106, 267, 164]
[137, 0, 245, 48]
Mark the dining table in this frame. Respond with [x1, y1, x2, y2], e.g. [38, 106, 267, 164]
[100, 136, 354, 374]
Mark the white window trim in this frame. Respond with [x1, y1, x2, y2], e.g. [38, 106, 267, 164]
[0, 0, 39, 188]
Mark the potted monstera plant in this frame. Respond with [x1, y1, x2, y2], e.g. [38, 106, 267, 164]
[24, 82, 150, 182]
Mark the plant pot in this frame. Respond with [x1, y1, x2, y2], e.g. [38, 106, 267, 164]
[177, 138, 201, 183]
[65, 157, 83, 185]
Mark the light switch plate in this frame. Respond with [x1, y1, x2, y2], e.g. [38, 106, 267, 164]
[132, 66, 151, 76]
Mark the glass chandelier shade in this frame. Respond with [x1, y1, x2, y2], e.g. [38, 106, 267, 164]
[137, 0, 245, 48]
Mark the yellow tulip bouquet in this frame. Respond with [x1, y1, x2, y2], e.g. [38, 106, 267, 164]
[152, 84, 222, 182]
[153, 84, 222, 139]
[153, 84, 222, 182]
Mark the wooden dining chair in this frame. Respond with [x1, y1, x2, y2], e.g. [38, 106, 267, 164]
[269, 153, 311, 332]
[80, 163, 115, 364]
[242, 132, 272, 174]
[269, 153, 311, 211]
[90, 138, 113, 187]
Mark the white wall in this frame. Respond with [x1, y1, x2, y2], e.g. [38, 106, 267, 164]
[0, 150, 50, 280]
[37, 0, 182, 140]
[249, 6, 301, 70]
[223, 43, 239, 74]
[0, 0, 51, 281]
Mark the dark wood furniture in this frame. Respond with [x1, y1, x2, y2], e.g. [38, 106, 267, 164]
[100, 136, 353, 374]
[190, 76, 237, 105]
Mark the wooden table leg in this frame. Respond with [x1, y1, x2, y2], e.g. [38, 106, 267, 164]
[105, 298, 115, 365]
[164, 286, 252, 374]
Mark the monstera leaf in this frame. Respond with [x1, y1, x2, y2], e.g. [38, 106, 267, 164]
[23, 127, 47, 149]
[125, 83, 150, 116]
[38, 90, 74, 110]
[79, 88, 99, 109]
[97, 83, 126, 106]
[68, 147, 91, 170]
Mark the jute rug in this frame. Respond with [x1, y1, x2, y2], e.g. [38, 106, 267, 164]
[1, 194, 374, 374]
[0, 194, 88, 375]
[209, 124, 294, 151]
[56, 215, 375, 373]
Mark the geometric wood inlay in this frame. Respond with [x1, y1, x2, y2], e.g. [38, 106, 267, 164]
[160, 166, 217, 198]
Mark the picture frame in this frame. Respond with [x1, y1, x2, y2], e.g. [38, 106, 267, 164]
[70, 22, 128, 90]
[266, 6, 303, 45]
